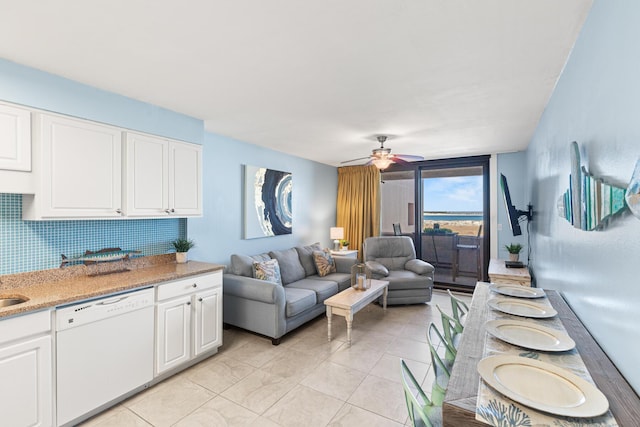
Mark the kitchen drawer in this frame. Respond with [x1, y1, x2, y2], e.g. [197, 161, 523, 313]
[156, 271, 222, 301]
[0, 310, 51, 346]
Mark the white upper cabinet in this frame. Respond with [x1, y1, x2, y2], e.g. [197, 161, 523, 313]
[169, 140, 202, 216]
[0, 102, 31, 171]
[0, 102, 34, 194]
[124, 132, 169, 216]
[124, 132, 202, 217]
[23, 113, 123, 219]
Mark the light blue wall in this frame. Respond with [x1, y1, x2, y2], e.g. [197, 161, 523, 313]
[188, 132, 337, 266]
[0, 58, 338, 275]
[496, 152, 528, 261]
[0, 58, 203, 275]
[0, 58, 203, 143]
[527, 0, 640, 393]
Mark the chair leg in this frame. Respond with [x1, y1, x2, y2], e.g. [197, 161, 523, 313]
[271, 337, 281, 346]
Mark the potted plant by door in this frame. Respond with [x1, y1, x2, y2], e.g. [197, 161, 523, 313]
[504, 243, 523, 262]
[172, 238, 195, 264]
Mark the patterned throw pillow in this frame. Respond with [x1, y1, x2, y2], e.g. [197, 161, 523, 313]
[252, 259, 282, 285]
[312, 249, 336, 277]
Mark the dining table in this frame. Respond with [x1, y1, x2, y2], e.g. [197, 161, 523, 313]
[443, 282, 640, 426]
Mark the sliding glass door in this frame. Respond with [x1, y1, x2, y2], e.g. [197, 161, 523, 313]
[380, 156, 489, 291]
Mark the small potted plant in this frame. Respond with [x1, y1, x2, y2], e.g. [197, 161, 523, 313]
[172, 238, 195, 264]
[504, 243, 523, 262]
[340, 239, 350, 250]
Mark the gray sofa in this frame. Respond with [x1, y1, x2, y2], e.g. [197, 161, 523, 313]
[223, 244, 356, 345]
[363, 236, 435, 305]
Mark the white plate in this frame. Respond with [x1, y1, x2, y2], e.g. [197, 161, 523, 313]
[488, 297, 557, 318]
[477, 355, 609, 417]
[490, 284, 546, 299]
[485, 319, 575, 352]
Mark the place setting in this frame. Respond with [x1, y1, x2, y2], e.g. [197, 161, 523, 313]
[475, 286, 617, 426]
[489, 283, 546, 299]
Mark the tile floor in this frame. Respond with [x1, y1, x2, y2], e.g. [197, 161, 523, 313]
[82, 290, 472, 427]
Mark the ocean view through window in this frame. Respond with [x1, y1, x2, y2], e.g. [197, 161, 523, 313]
[380, 156, 489, 288]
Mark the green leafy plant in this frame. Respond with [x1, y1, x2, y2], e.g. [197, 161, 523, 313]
[504, 243, 523, 254]
[172, 238, 195, 253]
[340, 239, 350, 246]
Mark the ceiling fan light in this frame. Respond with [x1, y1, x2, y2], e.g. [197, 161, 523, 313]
[372, 157, 393, 170]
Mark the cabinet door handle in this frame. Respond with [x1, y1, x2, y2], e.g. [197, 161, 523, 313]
[116, 208, 122, 215]
[165, 208, 176, 214]
[186, 301, 191, 306]
[192, 283, 197, 288]
[198, 297, 203, 302]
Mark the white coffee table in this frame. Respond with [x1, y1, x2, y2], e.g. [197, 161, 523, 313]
[324, 279, 389, 346]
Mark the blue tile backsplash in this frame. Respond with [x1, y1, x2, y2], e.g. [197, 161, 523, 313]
[0, 193, 185, 275]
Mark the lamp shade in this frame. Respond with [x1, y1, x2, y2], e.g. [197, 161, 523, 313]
[330, 227, 344, 240]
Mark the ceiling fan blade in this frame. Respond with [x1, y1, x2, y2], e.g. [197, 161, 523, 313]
[391, 157, 409, 165]
[341, 156, 371, 164]
[394, 154, 424, 162]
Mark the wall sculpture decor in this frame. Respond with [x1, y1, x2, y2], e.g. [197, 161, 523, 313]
[244, 165, 292, 239]
[625, 159, 640, 219]
[557, 141, 629, 230]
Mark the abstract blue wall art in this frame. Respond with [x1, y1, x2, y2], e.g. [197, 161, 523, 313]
[244, 165, 292, 239]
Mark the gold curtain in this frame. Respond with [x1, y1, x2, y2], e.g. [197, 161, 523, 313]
[336, 165, 380, 259]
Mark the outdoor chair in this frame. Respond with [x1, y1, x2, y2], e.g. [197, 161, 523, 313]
[453, 224, 483, 281]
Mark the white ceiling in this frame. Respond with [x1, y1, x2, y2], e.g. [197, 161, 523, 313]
[0, 1, 592, 167]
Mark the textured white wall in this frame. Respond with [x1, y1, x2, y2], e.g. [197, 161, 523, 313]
[527, 0, 640, 393]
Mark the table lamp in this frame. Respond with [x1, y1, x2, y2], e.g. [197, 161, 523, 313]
[330, 227, 344, 251]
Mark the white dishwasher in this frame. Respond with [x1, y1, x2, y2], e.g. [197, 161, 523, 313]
[56, 287, 155, 426]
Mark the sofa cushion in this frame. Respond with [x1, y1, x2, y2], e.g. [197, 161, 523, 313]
[313, 250, 336, 277]
[283, 287, 317, 317]
[252, 259, 283, 285]
[295, 242, 323, 276]
[269, 248, 306, 285]
[230, 253, 271, 277]
[286, 278, 338, 303]
[308, 273, 351, 291]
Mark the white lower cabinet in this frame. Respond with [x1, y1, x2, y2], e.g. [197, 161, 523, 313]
[155, 271, 222, 375]
[0, 311, 52, 427]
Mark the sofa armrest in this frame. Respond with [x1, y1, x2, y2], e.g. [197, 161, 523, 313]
[334, 256, 358, 274]
[223, 274, 285, 305]
[365, 260, 389, 277]
[405, 259, 435, 275]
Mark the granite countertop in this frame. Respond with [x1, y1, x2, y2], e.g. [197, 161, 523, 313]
[0, 258, 225, 319]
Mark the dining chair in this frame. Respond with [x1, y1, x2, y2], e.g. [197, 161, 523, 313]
[427, 322, 455, 393]
[436, 304, 462, 353]
[447, 289, 469, 333]
[400, 359, 442, 427]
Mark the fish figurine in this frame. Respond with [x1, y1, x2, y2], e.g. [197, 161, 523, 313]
[60, 247, 141, 268]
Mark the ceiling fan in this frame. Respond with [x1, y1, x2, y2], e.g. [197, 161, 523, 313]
[341, 135, 424, 170]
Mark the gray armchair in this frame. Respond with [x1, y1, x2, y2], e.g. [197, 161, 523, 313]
[363, 236, 434, 305]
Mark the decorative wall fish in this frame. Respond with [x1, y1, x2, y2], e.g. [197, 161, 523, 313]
[60, 247, 141, 268]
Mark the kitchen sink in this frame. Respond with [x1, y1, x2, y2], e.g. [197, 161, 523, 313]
[0, 296, 28, 307]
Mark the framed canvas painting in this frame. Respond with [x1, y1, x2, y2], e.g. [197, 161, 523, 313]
[244, 165, 292, 239]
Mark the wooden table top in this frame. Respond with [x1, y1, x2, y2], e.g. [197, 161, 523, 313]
[488, 258, 530, 280]
[443, 282, 640, 426]
[324, 279, 388, 310]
